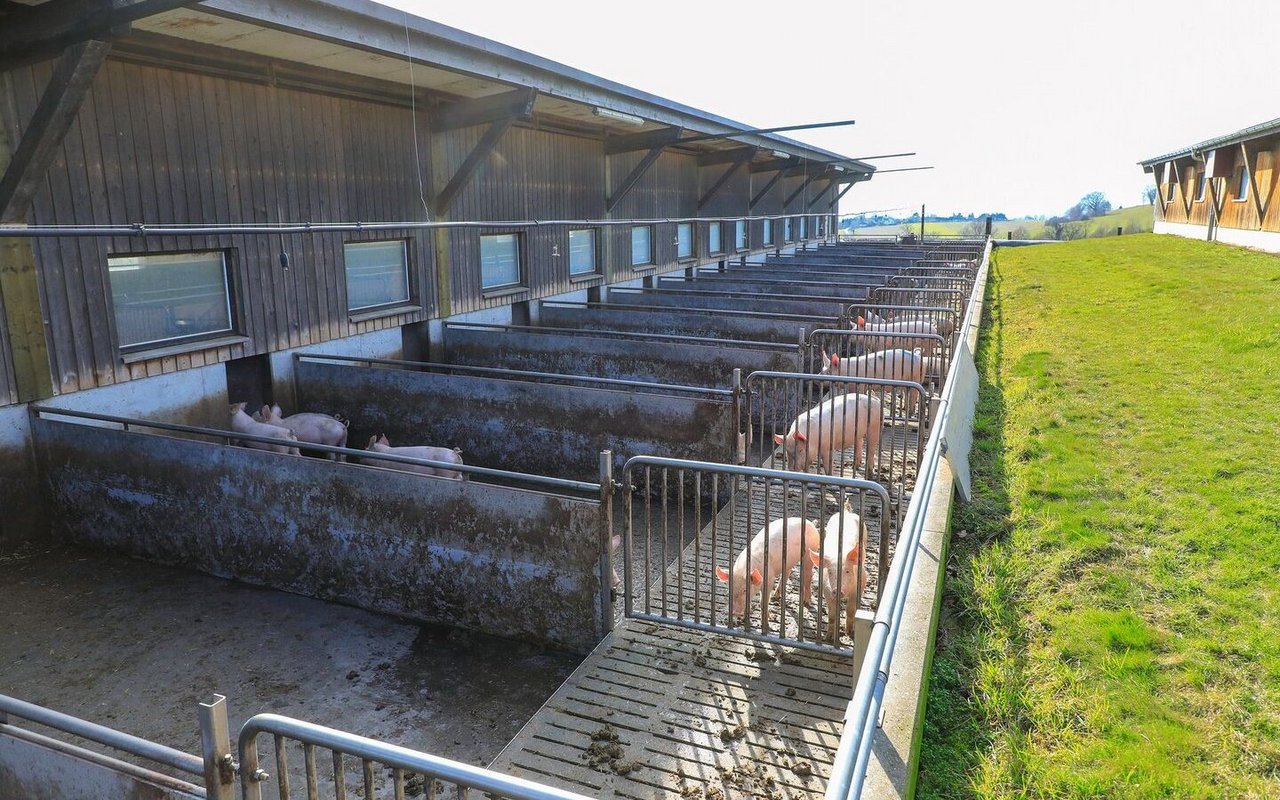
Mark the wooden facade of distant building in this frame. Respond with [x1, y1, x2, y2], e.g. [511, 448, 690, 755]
[1141, 118, 1280, 250]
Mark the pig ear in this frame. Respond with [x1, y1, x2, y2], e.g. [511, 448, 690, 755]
[271, 404, 282, 416]
[831, 352, 840, 368]
[773, 433, 786, 445]
[809, 549, 823, 568]
[846, 548, 860, 564]
[366, 435, 377, 448]
[378, 434, 389, 444]
[749, 568, 764, 586]
[856, 316, 866, 328]
[793, 430, 808, 443]
[715, 566, 730, 582]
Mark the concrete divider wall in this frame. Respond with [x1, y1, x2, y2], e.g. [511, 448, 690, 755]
[656, 277, 869, 300]
[442, 326, 800, 389]
[32, 417, 605, 653]
[294, 358, 736, 479]
[606, 288, 848, 321]
[538, 303, 818, 345]
[0, 731, 201, 800]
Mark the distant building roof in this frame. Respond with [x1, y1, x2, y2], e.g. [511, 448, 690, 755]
[1139, 117, 1280, 168]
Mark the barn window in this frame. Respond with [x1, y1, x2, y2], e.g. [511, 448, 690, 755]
[1165, 170, 1176, 201]
[480, 233, 522, 289]
[344, 240, 411, 311]
[799, 217, 808, 239]
[676, 222, 694, 259]
[630, 225, 653, 266]
[764, 218, 774, 244]
[1195, 172, 1207, 202]
[108, 250, 234, 351]
[1235, 165, 1250, 201]
[784, 218, 793, 242]
[568, 228, 597, 275]
[735, 220, 747, 250]
[708, 222, 723, 254]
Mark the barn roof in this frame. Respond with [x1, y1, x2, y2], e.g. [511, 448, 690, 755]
[1139, 117, 1280, 169]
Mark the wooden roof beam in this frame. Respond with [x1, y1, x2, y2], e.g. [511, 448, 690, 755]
[749, 170, 787, 211]
[697, 146, 756, 167]
[0, 40, 111, 223]
[606, 143, 668, 213]
[430, 87, 536, 132]
[434, 116, 517, 217]
[807, 177, 840, 209]
[749, 156, 802, 174]
[784, 174, 821, 208]
[696, 148, 756, 211]
[0, 0, 194, 72]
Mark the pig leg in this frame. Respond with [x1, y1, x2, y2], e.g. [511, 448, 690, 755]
[800, 556, 813, 607]
[867, 415, 882, 478]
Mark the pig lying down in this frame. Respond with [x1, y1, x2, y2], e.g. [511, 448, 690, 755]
[362, 434, 466, 481]
[715, 517, 821, 623]
[773, 392, 883, 477]
[253, 404, 348, 460]
[229, 402, 300, 455]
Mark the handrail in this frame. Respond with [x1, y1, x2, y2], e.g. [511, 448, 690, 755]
[825, 237, 991, 800]
[30, 406, 602, 496]
[292, 352, 733, 398]
[238, 713, 594, 800]
[545, 300, 839, 325]
[0, 693, 204, 778]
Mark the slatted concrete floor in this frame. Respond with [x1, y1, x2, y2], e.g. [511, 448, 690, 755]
[491, 422, 921, 798]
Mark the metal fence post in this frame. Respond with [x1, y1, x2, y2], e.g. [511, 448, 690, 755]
[199, 695, 235, 800]
[599, 450, 615, 634]
[730, 368, 746, 464]
[852, 609, 876, 679]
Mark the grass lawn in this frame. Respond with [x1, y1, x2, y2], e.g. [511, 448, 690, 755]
[918, 234, 1280, 798]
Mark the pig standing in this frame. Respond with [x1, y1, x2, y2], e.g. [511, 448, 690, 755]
[821, 348, 927, 414]
[363, 434, 465, 480]
[811, 504, 868, 643]
[851, 316, 939, 356]
[229, 402, 300, 455]
[773, 392, 882, 477]
[254, 405, 349, 461]
[865, 309, 955, 338]
[921, 352, 946, 392]
[714, 517, 821, 622]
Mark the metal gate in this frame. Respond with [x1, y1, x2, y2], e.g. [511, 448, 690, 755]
[621, 456, 892, 654]
[868, 286, 966, 315]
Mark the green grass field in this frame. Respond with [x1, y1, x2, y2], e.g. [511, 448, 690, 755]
[847, 206, 1152, 240]
[918, 235, 1280, 799]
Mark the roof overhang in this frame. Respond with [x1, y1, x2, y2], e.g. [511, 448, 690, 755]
[1138, 116, 1280, 171]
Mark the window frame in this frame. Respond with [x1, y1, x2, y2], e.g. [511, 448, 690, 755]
[107, 248, 241, 356]
[676, 222, 695, 261]
[1165, 169, 1176, 202]
[707, 221, 724, 255]
[1234, 164, 1250, 202]
[343, 238, 414, 315]
[763, 218, 774, 245]
[1195, 171, 1207, 202]
[630, 224, 654, 267]
[734, 219, 747, 251]
[568, 227, 600, 278]
[479, 231, 525, 292]
[783, 217, 793, 242]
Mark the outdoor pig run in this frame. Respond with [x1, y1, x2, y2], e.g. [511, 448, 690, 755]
[18, 238, 986, 800]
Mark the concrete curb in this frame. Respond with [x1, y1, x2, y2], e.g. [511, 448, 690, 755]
[861, 247, 992, 799]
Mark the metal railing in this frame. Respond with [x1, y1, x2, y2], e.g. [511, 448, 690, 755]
[825, 238, 991, 800]
[868, 286, 966, 315]
[239, 714, 593, 800]
[807, 329, 951, 385]
[442, 320, 796, 353]
[621, 456, 892, 654]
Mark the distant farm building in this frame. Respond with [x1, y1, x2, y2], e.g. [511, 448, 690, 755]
[1141, 117, 1280, 250]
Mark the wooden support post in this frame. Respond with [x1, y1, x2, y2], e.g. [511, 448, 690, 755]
[697, 148, 754, 211]
[0, 41, 108, 401]
[749, 170, 786, 211]
[607, 144, 667, 214]
[434, 116, 517, 217]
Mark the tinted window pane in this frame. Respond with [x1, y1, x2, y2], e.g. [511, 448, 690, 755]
[764, 219, 773, 243]
[631, 226, 652, 265]
[481, 234, 521, 288]
[784, 218, 792, 241]
[735, 220, 746, 249]
[708, 222, 722, 253]
[1237, 166, 1249, 201]
[677, 223, 693, 258]
[344, 240, 409, 311]
[800, 217, 807, 239]
[569, 229, 596, 275]
[108, 251, 232, 348]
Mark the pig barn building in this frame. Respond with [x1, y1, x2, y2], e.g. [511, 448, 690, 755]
[1140, 116, 1280, 251]
[0, 0, 872, 549]
[0, 2, 993, 799]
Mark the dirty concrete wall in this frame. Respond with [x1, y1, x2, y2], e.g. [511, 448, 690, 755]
[441, 326, 800, 390]
[656, 276, 869, 301]
[268, 326, 404, 414]
[32, 418, 604, 653]
[538, 304, 824, 345]
[605, 288, 848, 320]
[294, 359, 736, 481]
[0, 406, 40, 552]
[0, 731, 201, 800]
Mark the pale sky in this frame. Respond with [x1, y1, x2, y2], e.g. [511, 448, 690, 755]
[380, 0, 1280, 219]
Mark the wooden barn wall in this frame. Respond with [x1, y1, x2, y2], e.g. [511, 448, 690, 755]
[1158, 142, 1280, 232]
[4, 56, 436, 396]
[606, 149, 697, 282]
[698, 160, 752, 259]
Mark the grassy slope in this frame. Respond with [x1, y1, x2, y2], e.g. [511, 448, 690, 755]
[918, 235, 1280, 799]
[849, 207, 1152, 239]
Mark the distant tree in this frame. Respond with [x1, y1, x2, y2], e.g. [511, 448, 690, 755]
[1142, 185, 1158, 204]
[1059, 221, 1087, 240]
[1012, 225, 1029, 239]
[961, 219, 987, 236]
[1077, 191, 1112, 218]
